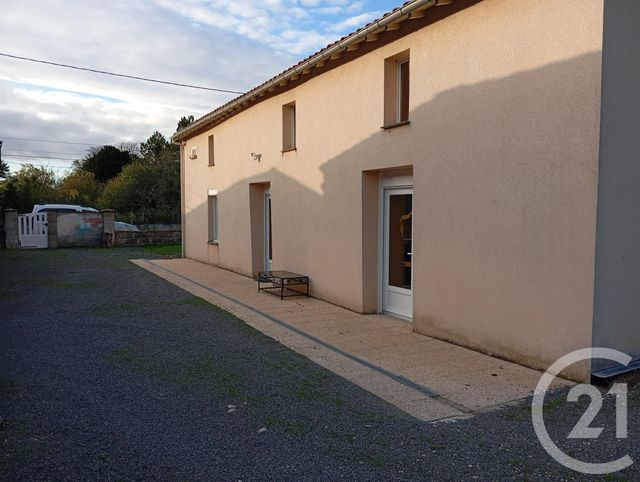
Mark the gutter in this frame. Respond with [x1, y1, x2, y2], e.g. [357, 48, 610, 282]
[173, 0, 450, 143]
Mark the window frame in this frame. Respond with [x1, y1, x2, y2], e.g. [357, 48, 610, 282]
[208, 193, 218, 244]
[383, 50, 411, 129]
[208, 134, 215, 166]
[282, 101, 296, 152]
[396, 58, 410, 124]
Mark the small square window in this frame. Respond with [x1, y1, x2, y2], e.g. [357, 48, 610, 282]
[208, 194, 218, 243]
[282, 102, 296, 151]
[384, 51, 410, 127]
[208, 135, 215, 166]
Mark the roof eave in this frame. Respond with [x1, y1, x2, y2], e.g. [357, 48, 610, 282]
[172, 0, 459, 143]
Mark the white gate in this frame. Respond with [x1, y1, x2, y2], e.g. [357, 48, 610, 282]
[18, 213, 48, 248]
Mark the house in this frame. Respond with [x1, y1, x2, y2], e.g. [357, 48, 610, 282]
[172, 0, 640, 381]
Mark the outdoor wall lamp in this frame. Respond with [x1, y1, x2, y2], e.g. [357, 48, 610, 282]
[251, 152, 262, 162]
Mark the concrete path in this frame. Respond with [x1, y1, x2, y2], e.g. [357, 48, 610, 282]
[134, 258, 569, 421]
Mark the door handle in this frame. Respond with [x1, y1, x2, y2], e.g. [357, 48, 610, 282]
[407, 252, 413, 256]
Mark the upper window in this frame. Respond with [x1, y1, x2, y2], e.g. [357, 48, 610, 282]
[208, 134, 215, 166]
[384, 51, 410, 127]
[208, 194, 218, 243]
[282, 101, 296, 151]
[397, 59, 410, 123]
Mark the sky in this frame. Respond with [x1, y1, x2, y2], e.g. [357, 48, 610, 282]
[0, 0, 400, 175]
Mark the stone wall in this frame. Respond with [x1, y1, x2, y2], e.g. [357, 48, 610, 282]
[114, 230, 181, 246]
[1, 208, 179, 249]
[136, 224, 181, 232]
[3, 210, 18, 249]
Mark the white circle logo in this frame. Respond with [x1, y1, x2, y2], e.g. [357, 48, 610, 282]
[532, 347, 633, 474]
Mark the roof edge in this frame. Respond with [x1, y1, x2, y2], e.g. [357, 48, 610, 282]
[172, 0, 459, 143]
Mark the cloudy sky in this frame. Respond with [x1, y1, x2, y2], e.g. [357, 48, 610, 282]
[0, 0, 400, 175]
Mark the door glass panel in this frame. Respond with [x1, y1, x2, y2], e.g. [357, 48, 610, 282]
[388, 193, 412, 289]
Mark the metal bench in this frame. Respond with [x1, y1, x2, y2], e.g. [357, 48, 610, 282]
[258, 271, 309, 300]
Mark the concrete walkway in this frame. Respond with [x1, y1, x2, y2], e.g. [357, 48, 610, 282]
[133, 258, 569, 422]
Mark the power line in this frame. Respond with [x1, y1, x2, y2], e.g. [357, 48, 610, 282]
[4, 154, 79, 161]
[0, 52, 245, 94]
[5, 148, 87, 156]
[5, 160, 73, 169]
[0, 136, 103, 146]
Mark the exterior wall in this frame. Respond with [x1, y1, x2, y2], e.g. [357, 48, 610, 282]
[56, 213, 103, 248]
[592, 0, 640, 371]
[183, 0, 604, 378]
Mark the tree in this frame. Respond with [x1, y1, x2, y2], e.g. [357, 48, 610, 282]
[140, 131, 178, 163]
[0, 164, 59, 213]
[0, 159, 9, 180]
[118, 141, 141, 158]
[57, 169, 101, 207]
[177, 115, 194, 132]
[99, 157, 179, 224]
[78, 145, 134, 183]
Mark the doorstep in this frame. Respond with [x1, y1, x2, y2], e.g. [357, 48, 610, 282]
[132, 258, 571, 422]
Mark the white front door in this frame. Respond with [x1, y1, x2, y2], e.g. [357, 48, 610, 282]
[382, 187, 413, 319]
[264, 191, 272, 271]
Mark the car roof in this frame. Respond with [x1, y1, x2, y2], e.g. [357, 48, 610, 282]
[34, 204, 98, 211]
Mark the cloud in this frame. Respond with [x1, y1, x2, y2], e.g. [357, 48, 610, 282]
[149, 0, 386, 54]
[328, 11, 384, 32]
[0, 0, 395, 175]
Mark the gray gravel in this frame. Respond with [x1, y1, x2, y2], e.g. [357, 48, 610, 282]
[1, 248, 638, 481]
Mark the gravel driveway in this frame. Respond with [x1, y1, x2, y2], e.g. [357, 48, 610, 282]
[1, 248, 638, 481]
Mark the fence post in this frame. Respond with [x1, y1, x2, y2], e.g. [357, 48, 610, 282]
[4, 209, 18, 249]
[47, 211, 58, 249]
[102, 209, 115, 247]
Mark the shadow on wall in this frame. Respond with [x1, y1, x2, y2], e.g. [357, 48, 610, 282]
[188, 52, 602, 373]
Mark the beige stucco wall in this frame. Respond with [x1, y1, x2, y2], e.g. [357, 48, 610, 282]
[183, 0, 604, 379]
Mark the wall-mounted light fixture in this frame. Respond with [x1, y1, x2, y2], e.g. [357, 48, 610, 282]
[251, 152, 262, 162]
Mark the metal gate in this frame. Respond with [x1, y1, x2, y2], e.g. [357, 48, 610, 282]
[18, 213, 48, 248]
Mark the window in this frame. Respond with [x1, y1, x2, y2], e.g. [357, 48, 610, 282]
[208, 135, 215, 166]
[282, 102, 296, 151]
[208, 193, 218, 243]
[397, 59, 410, 123]
[384, 51, 410, 127]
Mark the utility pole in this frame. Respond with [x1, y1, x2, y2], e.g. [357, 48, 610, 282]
[0, 140, 7, 179]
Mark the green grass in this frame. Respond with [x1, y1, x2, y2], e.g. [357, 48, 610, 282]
[178, 296, 263, 338]
[44, 279, 100, 289]
[109, 346, 247, 399]
[0, 374, 17, 393]
[183, 357, 246, 398]
[0, 287, 16, 298]
[141, 244, 182, 256]
[263, 416, 309, 435]
[93, 302, 138, 316]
